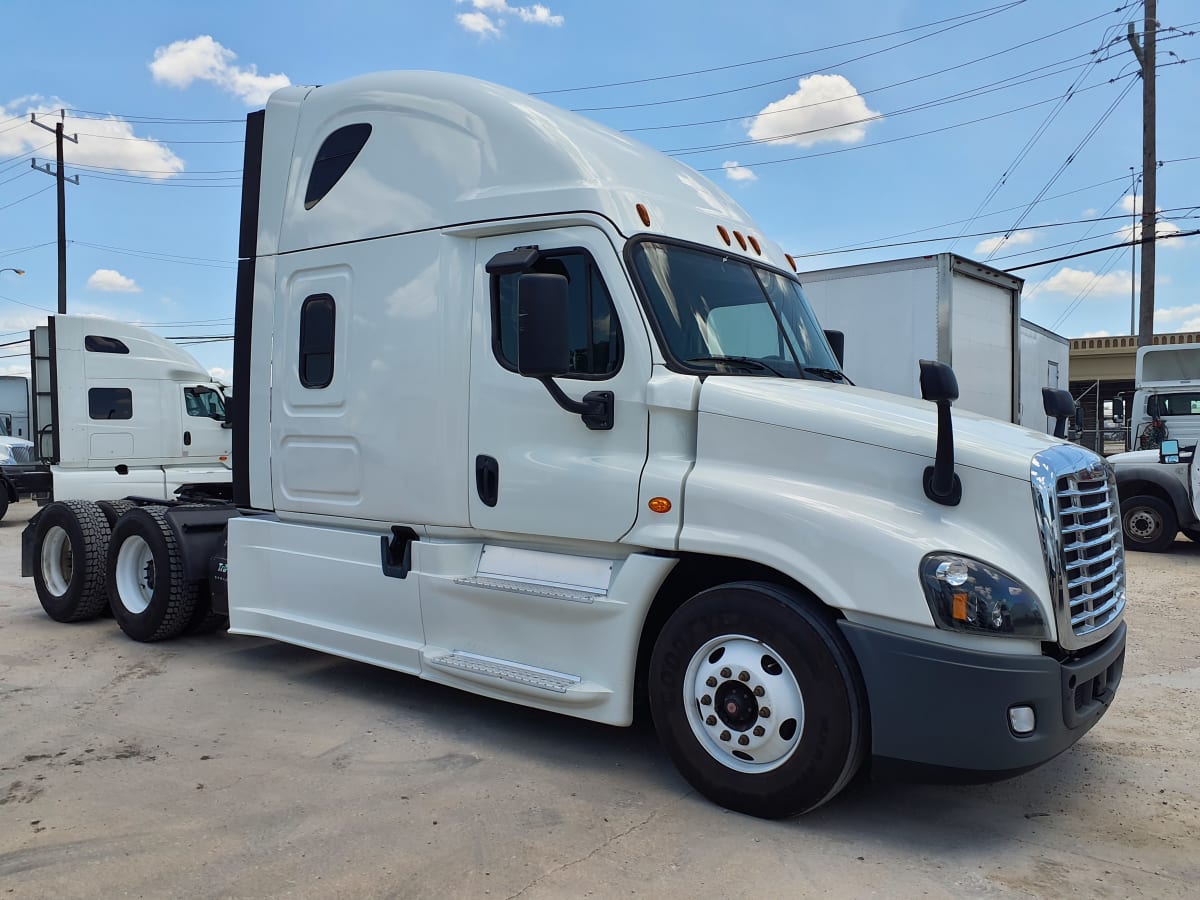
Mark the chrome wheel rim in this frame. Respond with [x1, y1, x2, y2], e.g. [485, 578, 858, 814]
[683, 635, 805, 774]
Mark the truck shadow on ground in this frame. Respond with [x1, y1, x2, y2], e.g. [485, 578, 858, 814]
[206, 634, 1112, 843]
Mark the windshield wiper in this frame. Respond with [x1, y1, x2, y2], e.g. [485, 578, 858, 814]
[686, 356, 787, 377]
[801, 366, 847, 383]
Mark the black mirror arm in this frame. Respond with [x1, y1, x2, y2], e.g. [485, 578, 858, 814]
[923, 399, 963, 506]
[538, 377, 614, 431]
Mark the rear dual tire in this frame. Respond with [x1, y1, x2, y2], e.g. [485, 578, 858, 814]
[107, 506, 202, 642]
[32, 500, 111, 622]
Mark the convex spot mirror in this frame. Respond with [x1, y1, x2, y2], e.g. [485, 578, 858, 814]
[517, 272, 570, 378]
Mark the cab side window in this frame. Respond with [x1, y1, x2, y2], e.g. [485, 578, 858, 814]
[89, 387, 133, 420]
[298, 294, 336, 388]
[492, 251, 622, 379]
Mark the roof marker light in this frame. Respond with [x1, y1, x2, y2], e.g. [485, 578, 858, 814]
[748, 235, 762, 255]
[732, 231, 747, 251]
[784, 254, 797, 272]
[636, 203, 651, 227]
[717, 225, 731, 246]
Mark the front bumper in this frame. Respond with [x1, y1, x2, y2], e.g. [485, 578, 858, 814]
[839, 620, 1125, 777]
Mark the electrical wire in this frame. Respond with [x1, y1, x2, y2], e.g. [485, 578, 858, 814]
[0, 184, 53, 213]
[534, 1, 1029, 95]
[569, 1, 1042, 112]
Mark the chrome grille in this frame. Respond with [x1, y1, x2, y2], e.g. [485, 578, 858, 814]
[1031, 445, 1126, 651]
[10, 445, 35, 464]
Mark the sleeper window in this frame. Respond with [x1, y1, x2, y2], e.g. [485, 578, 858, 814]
[89, 387, 132, 420]
[492, 251, 622, 378]
[299, 294, 336, 388]
[85, 335, 130, 354]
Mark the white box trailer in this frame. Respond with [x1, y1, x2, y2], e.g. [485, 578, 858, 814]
[19, 72, 1126, 819]
[798, 254, 1022, 425]
[1019, 319, 1070, 434]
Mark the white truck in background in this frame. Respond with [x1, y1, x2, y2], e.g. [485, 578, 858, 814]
[0, 315, 232, 521]
[0, 374, 31, 439]
[22, 72, 1126, 818]
[1019, 320, 1071, 434]
[1114, 342, 1200, 450]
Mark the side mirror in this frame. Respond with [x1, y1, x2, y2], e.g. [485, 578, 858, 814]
[1160, 439, 1180, 464]
[1112, 396, 1124, 420]
[919, 359, 959, 403]
[1042, 388, 1076, 439]
[1073, 404, 1084, 429]
[516, 273, 570, 378]
[823, 330, 845, 368]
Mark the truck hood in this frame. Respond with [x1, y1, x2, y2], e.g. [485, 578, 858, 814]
[698, 378, 1067, 482]
[0, 435, 33, 450]
[1106, 449, 1159, 467]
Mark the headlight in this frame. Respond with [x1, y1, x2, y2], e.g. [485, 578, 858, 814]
[919, 553, 1049, 639]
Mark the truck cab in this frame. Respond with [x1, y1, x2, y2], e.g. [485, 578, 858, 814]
[1120, 343, 1200, 449]
[1110, 440, 1200, 550]
[26, 72, 1128, 818]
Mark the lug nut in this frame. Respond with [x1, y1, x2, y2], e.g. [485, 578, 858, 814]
[753, 726, 765, 737]
[720, 667, 732, 679]
[753, 686, 765, 697]
[759, 706, 771, 718]
[738, 735, 750, 746]
[706, 715, 717, 726]
[720, 730, 731, 742]
[706, 676, 717, 688]
[700, 694, 712, 706]
[738, 670, 750, 682]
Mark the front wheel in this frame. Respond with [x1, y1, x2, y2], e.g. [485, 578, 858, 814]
[648, 581, 867, 818]
[1121, 495, 1177, 552]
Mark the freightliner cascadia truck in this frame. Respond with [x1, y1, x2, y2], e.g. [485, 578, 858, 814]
[22, 72, 1126, 818]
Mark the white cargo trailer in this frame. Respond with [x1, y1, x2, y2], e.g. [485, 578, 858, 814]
[799, 254, 1022, 424]
[1019, 319, 1070, 433]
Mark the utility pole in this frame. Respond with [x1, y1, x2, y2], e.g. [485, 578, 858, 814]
[30, 111, 79, 315]
[1129, 167, 1138, 336]
[1127, 0, 1157, 347]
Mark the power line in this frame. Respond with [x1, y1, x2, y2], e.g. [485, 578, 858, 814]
[694, 80, 1123, 174]
[791, 207, 1199, 259]
[1004, 228, 1199, 271]
[0, 291, 53, 312]
[570, 1, 1038, 113]
[0, 184, 54, 212]
[63, 109, 244, 124]
[1049, 248, 1126, 332]
[70, 240, 236, 269]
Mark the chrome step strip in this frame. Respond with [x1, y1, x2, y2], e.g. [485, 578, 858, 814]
[454, 574, 604, 604]
[427, 651, 581, 694]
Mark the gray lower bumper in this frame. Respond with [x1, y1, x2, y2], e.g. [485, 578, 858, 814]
[839, 620, 1126, 775]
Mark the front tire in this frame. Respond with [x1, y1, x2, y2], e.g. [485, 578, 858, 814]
[107, 506, 200, 642]
[1121, 495, 1177, 552]
[32, 501, 112, 622]
[648, 581, 867, 818]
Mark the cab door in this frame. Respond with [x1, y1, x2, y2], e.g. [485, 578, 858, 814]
[467, 226, 650, 543]
[180, 384, 231, 461]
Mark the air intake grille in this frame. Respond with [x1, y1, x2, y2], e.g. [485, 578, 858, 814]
[9, 445, 35, 464]
[1031, 446, 1126, 651]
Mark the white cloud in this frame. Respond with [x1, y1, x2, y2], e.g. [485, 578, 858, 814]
[722, 161, 758, 183]
[974, 230, 1035, 256]
[1080, 330, 1111, 338]
[1029, 266, 1131, 298]
[0, 97, 184, 178]
[454, 1, 563, 35]
[150, 36, 290, 105]
[1082, 208, 1098, 217]
[208, 366, 231, 384]
[1155, 305, 1200, 332]
[87, 269, 141, 293]
[456, 11, 501, 35]
[1117, 219, 1184, 246]
[747, 74, 882, 148]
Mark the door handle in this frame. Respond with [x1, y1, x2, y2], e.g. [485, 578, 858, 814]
[476, 455, 499, 507]
[184, 431, 192, 446]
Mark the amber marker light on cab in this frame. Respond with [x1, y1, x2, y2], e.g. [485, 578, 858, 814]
[717, 225, 731, 246]
[648, 497, 672, 514]
[784, 254, 797, 272]
[636, 203, 651, 227]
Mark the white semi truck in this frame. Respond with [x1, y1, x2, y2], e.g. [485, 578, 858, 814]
[22, 72, 1126, 818]
[1115, 342, 1200, 450]
[0, 374, 31, 438]
[0, 315, 232, 522]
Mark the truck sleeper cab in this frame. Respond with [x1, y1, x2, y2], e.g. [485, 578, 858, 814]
[24, 72, 1126, 818]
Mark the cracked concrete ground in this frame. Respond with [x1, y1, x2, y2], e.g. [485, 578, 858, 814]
[2, 501, 1198, 898]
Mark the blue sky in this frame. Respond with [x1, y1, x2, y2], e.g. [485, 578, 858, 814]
[1, 0, 1197, 381]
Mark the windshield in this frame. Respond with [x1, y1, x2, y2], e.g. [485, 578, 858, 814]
[0, 416, 8, 437]
[629, 241, 843, 380]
